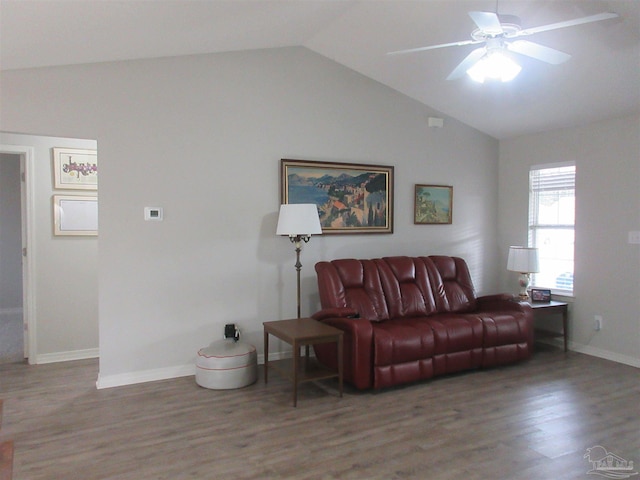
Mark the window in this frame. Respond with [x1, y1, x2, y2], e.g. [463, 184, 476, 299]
[528, 164, 576, 294]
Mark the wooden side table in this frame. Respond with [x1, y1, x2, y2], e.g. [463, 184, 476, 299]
[527, 300, 569, 352]
[263, 318, 343, 407]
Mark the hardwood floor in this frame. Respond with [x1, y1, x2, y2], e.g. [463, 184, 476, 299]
[0, 398, 15, 480]
[0, 345, 638, 479]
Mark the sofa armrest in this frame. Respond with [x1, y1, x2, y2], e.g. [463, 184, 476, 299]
[312, 307, 358, 321]
[477, 293, 515, 302]
[311, 313, 374, 390]
[476, 293, 526, 312]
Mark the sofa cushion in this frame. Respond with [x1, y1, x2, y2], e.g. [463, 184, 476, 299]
[427, 314, 484, 374]
[481, 312, 529, 347]
[427, 314, 484, 354]
[481, 310, 531, 367]
[373, 359, 434, 390]
[372, 318, 436, 366]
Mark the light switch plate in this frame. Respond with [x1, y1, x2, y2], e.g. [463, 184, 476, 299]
[628, 231, 640, 244]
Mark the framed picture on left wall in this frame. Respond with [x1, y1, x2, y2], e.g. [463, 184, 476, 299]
[52, 147, 98, 190]
[53, 195, 98, 236]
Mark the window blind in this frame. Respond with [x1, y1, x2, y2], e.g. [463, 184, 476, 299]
[528, 164, 576, 294]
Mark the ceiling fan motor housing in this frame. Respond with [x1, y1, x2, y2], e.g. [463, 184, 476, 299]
[471, 14, 522, 41]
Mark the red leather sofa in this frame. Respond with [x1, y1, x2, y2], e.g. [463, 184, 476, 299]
[312, 256, 533, 390]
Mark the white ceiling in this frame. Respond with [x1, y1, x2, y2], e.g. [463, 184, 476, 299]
[1, 0, 639, 139]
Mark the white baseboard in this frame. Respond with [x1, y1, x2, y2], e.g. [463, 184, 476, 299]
[36, 348, 99, 364]
[96, 364, 195, 389]
[96, 350, 292, 389]
[538, 337, 640, 368]
[569, 342, 640, 368]
[257, 350, 292, 365]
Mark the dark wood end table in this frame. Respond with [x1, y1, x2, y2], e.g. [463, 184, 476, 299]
[263, 317, 343, 407]
[527, 300, 569, 352]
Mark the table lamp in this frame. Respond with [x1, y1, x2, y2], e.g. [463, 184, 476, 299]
[507, 246, 539, 300]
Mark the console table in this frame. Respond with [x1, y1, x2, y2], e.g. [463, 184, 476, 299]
[527, 300, 569, 352]
[263, 318, 343, 407]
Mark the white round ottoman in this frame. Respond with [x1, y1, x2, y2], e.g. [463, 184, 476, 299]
[195, 340, 257, 389]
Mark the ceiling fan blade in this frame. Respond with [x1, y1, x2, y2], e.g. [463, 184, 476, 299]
[447, 47, 487, 80]
[468, 11, 503, 34]
[516, 12, 618, 36]
[507, 40, 571, 64]
[387, 39, 479, 56]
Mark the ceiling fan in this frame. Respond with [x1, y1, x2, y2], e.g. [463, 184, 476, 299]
[388, 10, 619, 82]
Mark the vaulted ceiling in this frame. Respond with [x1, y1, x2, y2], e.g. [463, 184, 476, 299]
[1, 0, 638, 139]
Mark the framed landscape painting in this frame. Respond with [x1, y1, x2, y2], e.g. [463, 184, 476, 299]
[414, 184, 453, 225]
[281, 159, 394, 234]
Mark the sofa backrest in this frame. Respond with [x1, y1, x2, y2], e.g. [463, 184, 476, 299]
[315, 255, 478, 321]
[315, 259, 390, 321]
[427, 256, 477, 313]
[375, 257, 438, 318]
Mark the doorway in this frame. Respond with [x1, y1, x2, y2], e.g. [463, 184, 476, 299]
[1, 135, 98, 365]
[0, 152, 25, 363]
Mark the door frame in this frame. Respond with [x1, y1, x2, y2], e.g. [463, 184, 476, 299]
[0, 144, 37, 363]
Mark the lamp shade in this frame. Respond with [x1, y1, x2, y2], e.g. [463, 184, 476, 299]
[507, 246, 539, 273]
[276, 204, 322, 236]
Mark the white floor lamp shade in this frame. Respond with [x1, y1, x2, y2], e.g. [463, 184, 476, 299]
[276, 204, 323, 237]
[276, 204, 322, 318]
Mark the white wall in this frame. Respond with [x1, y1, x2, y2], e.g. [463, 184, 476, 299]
[498, 114, 640, 366]
[0, 133, 98, 362]
[1, 47, 500, 387]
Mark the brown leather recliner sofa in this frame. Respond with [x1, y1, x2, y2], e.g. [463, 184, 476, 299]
[311, 255, 533, 390]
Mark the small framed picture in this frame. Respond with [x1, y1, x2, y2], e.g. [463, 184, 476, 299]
[531, 288, 551, 302]
[414, 185, 453, 224]
[53, 194, 98, 236]
[52, 147, 98, 190]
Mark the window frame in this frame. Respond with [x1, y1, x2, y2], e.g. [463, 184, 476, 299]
[528, 162, 576, 296]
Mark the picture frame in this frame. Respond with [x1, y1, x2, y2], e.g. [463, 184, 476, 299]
[52, 147, 98, 190]
[53, 195, 98, 236]
[531, 288, 552, 303]
[281, 159, 394, 234]
[414, 184, 453, 224]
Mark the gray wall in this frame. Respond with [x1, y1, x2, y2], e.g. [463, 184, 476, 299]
[498, 114, 640, 366]
[0, 153, 23, 362]
[1, 47, 500, 386]
[0, 153, 22, 309]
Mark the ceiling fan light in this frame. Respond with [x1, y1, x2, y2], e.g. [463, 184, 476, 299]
[467, 51, 521, 83]
[467, 59, 488, 83]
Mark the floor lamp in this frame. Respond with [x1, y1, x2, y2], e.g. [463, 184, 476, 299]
[276, 204, 322, 318]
